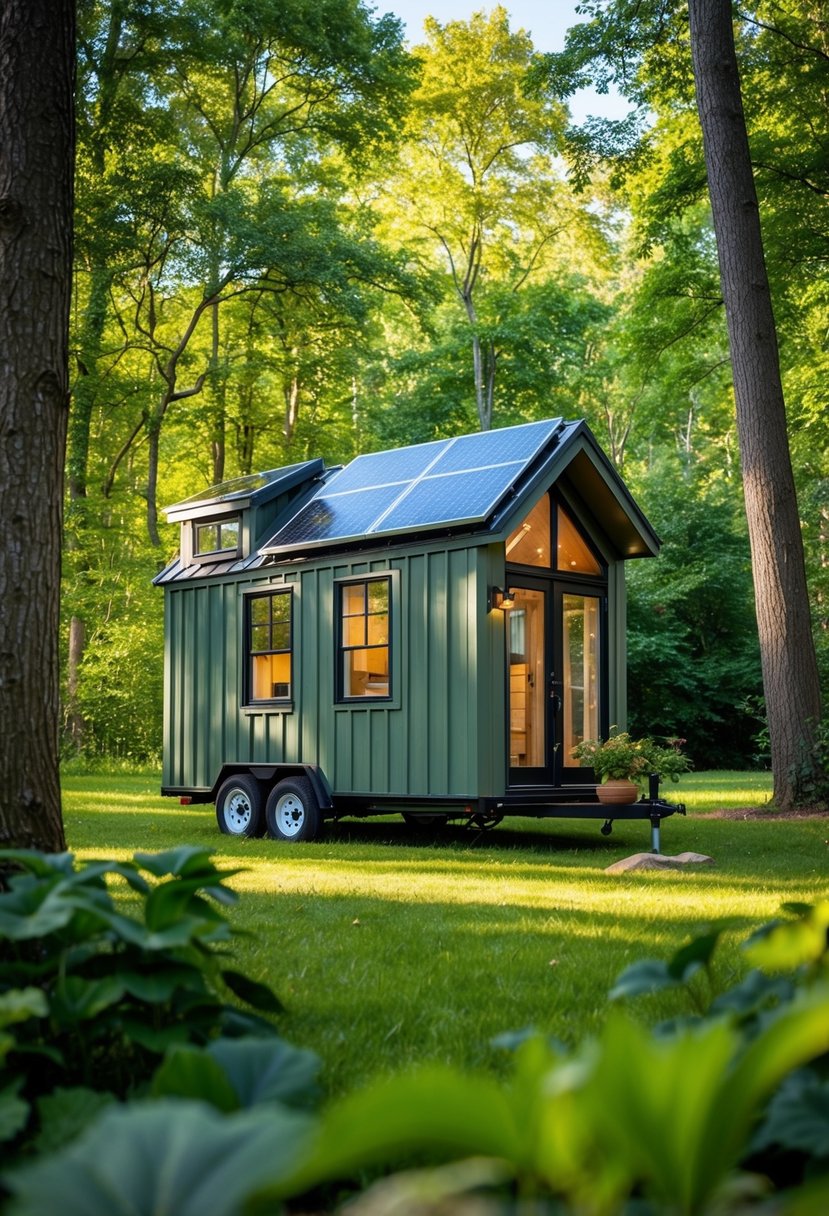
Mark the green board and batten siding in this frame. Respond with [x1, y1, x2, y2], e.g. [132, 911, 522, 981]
[162, 536, 510, 800]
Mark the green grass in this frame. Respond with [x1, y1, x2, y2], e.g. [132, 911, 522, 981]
[61, 769, 827, 1096]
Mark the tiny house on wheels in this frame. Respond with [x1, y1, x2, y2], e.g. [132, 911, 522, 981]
[155, 417, 684, 850]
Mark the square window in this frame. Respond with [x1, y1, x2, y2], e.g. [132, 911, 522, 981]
[194, 515, 241, 558]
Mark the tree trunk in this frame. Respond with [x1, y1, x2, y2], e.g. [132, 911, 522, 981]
[688, 0, 823, 807]
[0, 0, 73, 851]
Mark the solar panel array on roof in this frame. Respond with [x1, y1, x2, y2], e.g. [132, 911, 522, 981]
[263, 418, 563, 554]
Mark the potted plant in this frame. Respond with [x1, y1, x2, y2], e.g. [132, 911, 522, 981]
[573, 729, 691, 805]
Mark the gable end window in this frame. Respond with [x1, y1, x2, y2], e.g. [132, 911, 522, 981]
[194, 516, 240, 559]
[337, 578, 390, 700]
[247, 589, 292, 703]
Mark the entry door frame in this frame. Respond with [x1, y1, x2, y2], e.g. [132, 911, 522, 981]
[505, 576, 554, 787]
[506, 572, 609, 790]
[552, 579, 609, 787]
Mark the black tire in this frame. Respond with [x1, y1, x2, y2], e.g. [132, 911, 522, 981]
[215, 774, 265, 837]
[265, 776, 322, 842]
[401, 812, 449, 829]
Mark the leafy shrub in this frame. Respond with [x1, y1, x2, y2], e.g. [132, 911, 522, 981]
[0, 846, 283, 1152]
[5, 877, 829, 1216]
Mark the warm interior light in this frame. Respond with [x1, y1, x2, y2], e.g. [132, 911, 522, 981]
[489, 586, 517, 612]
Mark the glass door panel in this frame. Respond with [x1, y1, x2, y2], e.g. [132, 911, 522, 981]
[560, 592, 601, 774]
[508, 587, 549, 781]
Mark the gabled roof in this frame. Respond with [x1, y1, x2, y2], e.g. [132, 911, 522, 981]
[155, 419, 659, 585]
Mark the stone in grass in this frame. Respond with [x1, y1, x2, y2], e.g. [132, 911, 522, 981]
[604, 851, 715, 874]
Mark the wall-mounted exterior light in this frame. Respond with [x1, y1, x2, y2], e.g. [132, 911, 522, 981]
[488, 585, 516, 612]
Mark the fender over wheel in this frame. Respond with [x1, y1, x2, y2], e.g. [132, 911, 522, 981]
[215, 774, 265, 837]
[266, 776, 323, 842]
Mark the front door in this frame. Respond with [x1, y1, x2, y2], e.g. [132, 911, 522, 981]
[507, 579, 605, 788]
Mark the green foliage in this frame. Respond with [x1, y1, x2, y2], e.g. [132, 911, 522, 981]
[269, 901, 829, 1213]
[626, 464, 763, 768]
[5, 1099, 314, 1216]
[5, 835, 829, 1216]
[0, 847, 283, 1150]
[573, 727, 691, 784]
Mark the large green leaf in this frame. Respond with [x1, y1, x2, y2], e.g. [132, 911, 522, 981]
[5, 1100, 313, 1216]
[0, 850, 75, 878]
[585, 1012, 740, 1211]
[667, 927, 723, 981]
[0, 884, 78, 940]
[752, 1068, 829, 1159]
[608, 959, 677, 1001]
[0, 988, 49, 1027]
[0, 1081, 28, 1143]
[207, 1037, 320, 1109]
[745, 903, 829, 971]
[116, 963, 207, 1003]
[144, 879, 231, 932]
[220, 968, 283, 1014]
[273, 1067, 523, 1199]
[151, 1047, 240, 1112]
[50, 976, 125, 1024]
[133, 847, 240, 883]
[33, 1088, 116, 1155]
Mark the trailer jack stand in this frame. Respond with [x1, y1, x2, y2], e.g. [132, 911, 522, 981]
[600, 820, 613, 837]
[650, 814, 661, 854]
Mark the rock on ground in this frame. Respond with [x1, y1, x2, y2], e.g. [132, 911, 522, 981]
[604, 851, 715, 874]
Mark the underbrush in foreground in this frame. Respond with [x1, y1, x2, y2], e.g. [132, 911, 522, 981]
[1, 846, 828, 1215]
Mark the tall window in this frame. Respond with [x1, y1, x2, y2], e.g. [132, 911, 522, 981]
[338, 578, 390, 699]
[247, 589, 292, 702]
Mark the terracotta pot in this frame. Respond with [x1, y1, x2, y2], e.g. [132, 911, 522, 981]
[596, 778, 639, 805]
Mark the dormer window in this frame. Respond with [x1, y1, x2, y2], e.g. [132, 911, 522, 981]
[193, 516, 240, 559]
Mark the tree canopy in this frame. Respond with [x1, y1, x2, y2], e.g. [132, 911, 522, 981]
[45, 0, 828, 795]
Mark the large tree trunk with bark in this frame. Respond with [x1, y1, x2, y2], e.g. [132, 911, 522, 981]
[688, 0, 823, 807]
[0, 0, 74, 850]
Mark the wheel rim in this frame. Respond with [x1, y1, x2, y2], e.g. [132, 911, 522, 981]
[223, 787, 252, 833]
[274, 791, 306, 838]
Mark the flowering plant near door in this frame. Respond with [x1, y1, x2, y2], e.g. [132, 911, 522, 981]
[574, 728, 692, 787]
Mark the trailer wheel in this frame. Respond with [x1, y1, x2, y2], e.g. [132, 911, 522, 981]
[266, 777, 322, 842]
[215, 775, 265, 837]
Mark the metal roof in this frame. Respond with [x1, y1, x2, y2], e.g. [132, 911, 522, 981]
[163, 459, 324, 523]
[155, 419, 659, 583]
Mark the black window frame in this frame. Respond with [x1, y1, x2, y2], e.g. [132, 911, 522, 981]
[336, 575, 392, 703]
[244, 586, 294, 707]
[505, 491, 606, 581]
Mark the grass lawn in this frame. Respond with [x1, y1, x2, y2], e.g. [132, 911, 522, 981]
[62, 770, 827, 1097]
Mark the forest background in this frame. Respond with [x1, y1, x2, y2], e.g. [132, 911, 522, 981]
[64, 0, 828, 773]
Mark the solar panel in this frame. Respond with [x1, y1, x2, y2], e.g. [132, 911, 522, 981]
[266, 483, 403, 548]
[263, 418, 564, 554]
[429, 419, 560, 475]
[375, 464, 526, 532]
[322, 439, 450, 494]
[167, 460, 323, 511]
